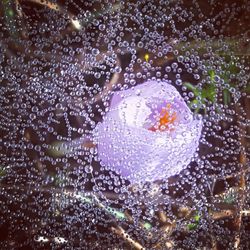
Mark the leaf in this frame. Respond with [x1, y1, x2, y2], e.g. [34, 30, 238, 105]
[47, 141, 69, 157]
[243, 84, 250, 93]
[105, 206, 126, 220]
[143, 222, 152, 230]
[208, 70, 215, 82]
[187, 213, 200, 230]
[0, 167, 6, 177]
[184, 82, 200, 96]
[223, 89, 231, 106]
[187, 223, 197, 230]
[205, 85, 216, 103]
[194, 214, 201, 222]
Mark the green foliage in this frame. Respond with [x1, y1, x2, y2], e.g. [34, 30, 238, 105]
[187, 223, 197, 230]
[221, 187, 238, 204]
[184, 56, 247, 112]
[0, 167, 6, 178]
[143, 222, 152, 230]
[187, 213, 201, 231]
[184, 70, 217, 113]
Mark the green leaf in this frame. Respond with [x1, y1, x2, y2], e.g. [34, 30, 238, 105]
[208, 70, 215, 82]
[143, 222, 152, 230]
[194, 214, 201, 222]
[187, 213, 200, 230]
[0, 167, 6, 177]
[184, 82, 200, 96]
[105, 206, 126, 220]
[223, 89, 231, 105]
[187, 223, 197, 230]
[47, 141, 76, 157]
[243, 84, 250, 93]
[206, 85, 216, 102]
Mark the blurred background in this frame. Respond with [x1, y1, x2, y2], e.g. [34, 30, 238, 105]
[0, 0, 249, 249]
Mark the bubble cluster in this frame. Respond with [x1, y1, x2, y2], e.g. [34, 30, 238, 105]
[0, 0, 249, 249]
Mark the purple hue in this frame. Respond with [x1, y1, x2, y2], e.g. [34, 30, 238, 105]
[93, 80, 203, 184]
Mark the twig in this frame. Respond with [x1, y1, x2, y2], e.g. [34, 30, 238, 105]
[212, 210, 234, 220]
[23, 0, 59, 11]
[111, 226, 144, 250]
[84, 56, 121, 105]
[234, 100, 249, 249]
[0, 183, 119, 201]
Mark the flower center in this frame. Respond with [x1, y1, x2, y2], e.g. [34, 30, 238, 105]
[148, 103, 177, 132]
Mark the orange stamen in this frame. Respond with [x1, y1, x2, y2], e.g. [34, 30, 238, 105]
[149, 103, 177, 132]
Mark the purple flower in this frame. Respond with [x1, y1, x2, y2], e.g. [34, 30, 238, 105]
[94, 80, 202, 184]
